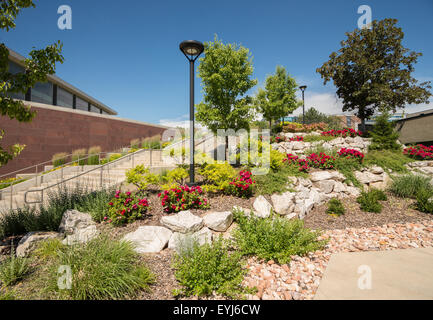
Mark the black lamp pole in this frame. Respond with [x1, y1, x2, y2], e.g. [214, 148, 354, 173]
[299, 85, 307, 125]
[180, 40, 204, 185]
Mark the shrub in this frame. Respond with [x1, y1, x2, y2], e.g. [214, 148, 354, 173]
[403, 144, 433, 160]
[199, 162, 237, 190]
[415, 188, 433, 214]
[232, 210, 327, 264]
[321, 128, 362, 138]
[283, 122, 327, 133]
[101, 153, 123, 164]
[364, 150, 412, 173]
[87, 146, 101, 165]
[338, 148, 364, 163]
[0, 248, 31, 287]
[172, 237, 248, 299]
[326, 198, 345, 216]
[159, 185, 209, 213]
[389, 174, 433, 199]
[223, 170, 255, 198]
[357, 188, 387, 213]
[125, 165, 159, 191]
[46, 236, 154, 300]
[52, 152, 68, 167]
[368, 112, 400, 151]
[75, 188, 115, 222]
[71, 148, 87, 166]
[106, 191, 150, 226]
[162, 167, 189, 188]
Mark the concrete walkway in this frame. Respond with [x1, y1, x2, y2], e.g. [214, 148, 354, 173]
[314, 247, 433, 300]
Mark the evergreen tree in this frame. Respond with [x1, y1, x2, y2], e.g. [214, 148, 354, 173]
[369, 112, 400, 151]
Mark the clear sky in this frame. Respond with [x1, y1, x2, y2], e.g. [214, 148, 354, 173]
[2, 0, 433, 126]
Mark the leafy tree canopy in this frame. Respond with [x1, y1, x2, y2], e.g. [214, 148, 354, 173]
[195, 35, 257, 134]
[317, 18, 431, 131]
[0, 0, 64, 165]
[254, 65, 299, 127]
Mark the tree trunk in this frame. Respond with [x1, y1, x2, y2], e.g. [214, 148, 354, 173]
[225, 135, 229, 162]
[360, 117, 366, 133]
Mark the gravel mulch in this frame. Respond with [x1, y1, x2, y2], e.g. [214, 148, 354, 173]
[304, 194, 433, 230]
[243, 220, 433, 300]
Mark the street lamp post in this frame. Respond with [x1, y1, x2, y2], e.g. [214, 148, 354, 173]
[299, 85, 307, 125]
[179, 40, 204, 185]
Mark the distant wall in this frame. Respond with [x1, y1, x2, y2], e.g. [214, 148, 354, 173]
[395, 114, 433, 145]
[0, 101, 168, 176]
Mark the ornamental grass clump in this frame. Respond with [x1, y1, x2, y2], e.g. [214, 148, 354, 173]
[172, 237, 249, 299]
[105, 191, 150, 225]
[389, 174, 433, 199]
[223, 170, 255, 198]
[159, 185, 209, 213]
[46, 235, 154, 300]
[232, 209, 327, 264]
[326, 198, 345, 216]
[0, 248, 31, 287]
[87, 146, 101, 165]
[52, 152, 68, 167]
[71, 148, 87, 165]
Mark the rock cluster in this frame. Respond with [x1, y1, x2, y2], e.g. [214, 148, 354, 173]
[272, 132, 372, 155]
[406, 160, 433, 178]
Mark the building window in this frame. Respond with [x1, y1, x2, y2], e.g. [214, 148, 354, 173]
[57, 86, 74, 108]
[89, 104, 100, 113]
[7, 61, 25, 100]
[31, 81, 53, 105]
[75, 96, 88, 111]
[346, 116, 352, 127]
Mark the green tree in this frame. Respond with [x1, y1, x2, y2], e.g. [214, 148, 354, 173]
[254, 65, 299, 128]
[0, 0, 64, 165]
[369, 112, 400, 151]
[196, 36, 257, 156]
[317, 18, 431, 132]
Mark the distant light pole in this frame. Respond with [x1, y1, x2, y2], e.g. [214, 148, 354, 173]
[299, 85, 307, 124]
[179, 40, 204, 185]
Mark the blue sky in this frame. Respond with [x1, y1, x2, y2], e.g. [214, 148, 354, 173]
[2, 0, 433, 126]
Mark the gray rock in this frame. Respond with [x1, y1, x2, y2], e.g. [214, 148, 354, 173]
[161, 210, 204, 233]
[369, 165, 384, 174]
[203, 211, 233, 232]
[297, 177, 312, 187]
[62, 225, 99, 245]
[355, 171, 383, 184]
[253, 195, 272, 218]
[333, 181, 347, 193]
[271, 192, 295, 215]
[168, 227, 213, 253]
[291, 141, 303, 150]
[346, 186, 361, 197]
[123, 226, 172, 253]
[59, 209, 95, 235]
[16, 232, 61, 257]
[316, 180, 335, 194]
[310, 171, 334, 182]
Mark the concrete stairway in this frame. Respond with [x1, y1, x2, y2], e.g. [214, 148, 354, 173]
[0, 149, 173, 212]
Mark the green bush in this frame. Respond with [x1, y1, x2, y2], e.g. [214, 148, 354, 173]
[172, 237, 248, 299]
[44, 235, 154, 300]
[0, 249, 31, 287]
[415, 188, 433, 214]
[125, 164, 159, 191]
[368, 112, 401, 151]
[326, 198, 345, 216]
[356, 188, 387, 213]
[71, 148, 87, 166]
[232, 210, 327, 264]
[199, 162, 237, 190]
[52, 152, 68, 167]
[87, 146, 101, 165]
[389, 174, 433, 199]
[254, 163, 305, 195]
[364, 150, 412, 173]
[75, 188, 115, 222]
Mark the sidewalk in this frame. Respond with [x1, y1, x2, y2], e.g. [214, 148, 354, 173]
[314, 247, 433, 300]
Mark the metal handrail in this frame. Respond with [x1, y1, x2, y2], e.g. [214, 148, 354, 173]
[23, 147, 161, 205]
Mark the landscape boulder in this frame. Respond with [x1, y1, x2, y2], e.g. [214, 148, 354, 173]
[253, 196, 273, 218]
[203, 211, 233, 232]
[271, 192, 295, 215]
[161, 210, 203, 233]
[168, 227, 213, 253]
[16, 232, 61, 257]
[123, 226, 172, 253]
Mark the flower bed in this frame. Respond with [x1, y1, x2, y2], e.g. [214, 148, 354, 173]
[159, 185, 209, 213]
[105, 191, 150, 225]
[289, 136, 304, 142]
[306, 153, 336, 170]
[403, 144, 433, 160]
[224, 170, 255, 198]
[337, 148, 364, 162]
[321, 128, 362, 138]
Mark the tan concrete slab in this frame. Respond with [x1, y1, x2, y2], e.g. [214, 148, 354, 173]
[314, 247, 433, 300]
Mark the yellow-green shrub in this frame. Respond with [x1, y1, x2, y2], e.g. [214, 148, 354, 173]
[126, 165, 159, 191]
[199, 162, 237, 190]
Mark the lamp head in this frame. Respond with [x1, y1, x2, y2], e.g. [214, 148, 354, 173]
[180, 40, 204, 61]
